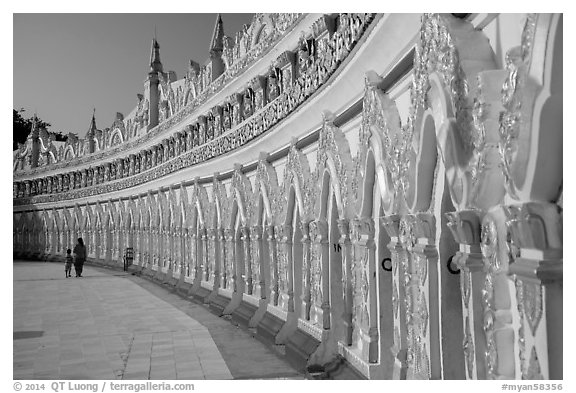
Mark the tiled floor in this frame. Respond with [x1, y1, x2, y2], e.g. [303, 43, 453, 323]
[13, 260, 302, 380]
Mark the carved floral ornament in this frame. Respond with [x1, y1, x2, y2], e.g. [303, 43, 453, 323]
[282, 143, 314, 221]
[231, 167, 254, 225]
[498, 13, 564, 204]
[315, 111, 355, 216]
[480, 216, 500, 273]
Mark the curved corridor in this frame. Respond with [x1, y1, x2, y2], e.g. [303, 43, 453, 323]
[13, 260, 302, 380]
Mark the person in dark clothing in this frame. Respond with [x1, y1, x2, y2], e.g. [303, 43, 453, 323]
[73, 238, 87, 277]
[65, 248, 73, 278]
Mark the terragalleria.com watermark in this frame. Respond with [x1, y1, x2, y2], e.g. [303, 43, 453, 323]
[13, 382, 195, 392]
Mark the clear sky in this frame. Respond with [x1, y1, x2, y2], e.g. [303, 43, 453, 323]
[13, 13, 254, 138]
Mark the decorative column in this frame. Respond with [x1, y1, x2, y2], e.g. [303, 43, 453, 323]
[111, 227, 118, 261]
[276, 223, 292, 312]
[220, 228, 231, 290]
[119, 227, 126, 261]
[48, 226, 55, 254]
[182, 228, 189, 277]
[134, 226, 140, 265]
[309, 220, 329, 329]
[250, 225, 264, 298]
[172, 229, 180, 276]
[381, 214, 408, 379]
[231, 228, 243, 294]
[446, 210, 487, 380]
[229, 228, 240, 291]
[241, 226, 253, 295]
[207, 228, 218, 286]
[141, 225, 149, 268]
[188, 229, 197, 280]
[161, 226, 168, 268]
[408, 213, 440, 380]
[171, 227, 178, 271]
[336, 218, 353, 346]
[52, 223, 58, 255]
[94, 226, 100, 259]
[151, 226, 158, 268]
[266, 224, 279, 307]
[480, 210, 516, 379]
[198, 227, 207, 281]
[398, 216, 423, 380]
[349, 217, 378, 362]
[505, 202, 562, 380]
[300, 221, 312, 321]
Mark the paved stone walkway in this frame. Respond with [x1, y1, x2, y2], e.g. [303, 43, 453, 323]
[13, 260, 302, 380]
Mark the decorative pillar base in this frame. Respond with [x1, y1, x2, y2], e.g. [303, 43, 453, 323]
[276, 310, 298, 344]
[255, 310, 286, 347]
[392, 349, 408, 380]
[209, 289, 233, 317]
[248, 297, 269, 328]
[222, 286, 244, 316]
[191, 281, 213, 303]
[308, 327, 339, 368]
[285, 319, 322, 373]
[231, 296, 259, 327]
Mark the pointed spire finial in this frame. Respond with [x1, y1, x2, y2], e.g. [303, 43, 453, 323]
[210, 13, 225, 53]
[30, 110, 39, 137]
[88, 108, 97, 137]
[149, 31, 163, 74]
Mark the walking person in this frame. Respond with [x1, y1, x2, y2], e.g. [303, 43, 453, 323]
[73, 238, 86, 277]
[65, 248, 73, 278]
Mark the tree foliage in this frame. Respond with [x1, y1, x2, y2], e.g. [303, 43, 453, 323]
[13, 109, 71, 151]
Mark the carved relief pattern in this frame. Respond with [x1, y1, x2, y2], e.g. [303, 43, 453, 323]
[250, 226, 261, 295]
[309, 220, 324, 326]
[416, 14, 473, 150]
[498, 50, 523, 200]
[266, 225, 279, 305]
[392, 278, 399, 320]
[224, 230, 235, 290]
[523, 280, 543, 337]
[360, 246, 371, 334]
[481, 218, 499, 379]
[515, 276, 545, 380]
[283, 145, 314, 220]
[515, 278, 528, 379]
[207, 229, 216, 284]
[498, 14, 538, 200]
[275, 225, 291, 310]
[527, 347, 543, 380]
[240, 227, 252, 294]
[461, 269, 472, 308]
[400, 215, 432, 380]
[471, 77, 488, 186]
[316, 114, 354, 212]
[187, 232, 195, 278]
[349, 218, 373, 349]
[463, 316, 475, 379]
[300, 221, 311, 320]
